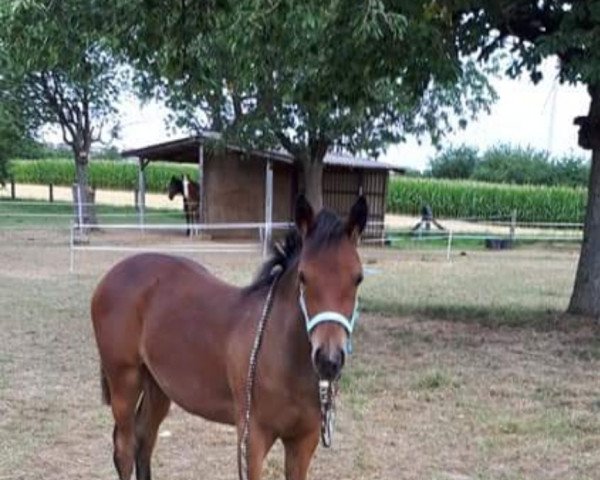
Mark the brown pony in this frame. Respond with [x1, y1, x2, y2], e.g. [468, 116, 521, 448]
[167, 174, 200, 236]
[91, 195, 368, 480]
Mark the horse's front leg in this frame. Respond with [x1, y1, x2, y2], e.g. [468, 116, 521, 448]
[283, 429, 320, 480]
[238, 422, 276, 480]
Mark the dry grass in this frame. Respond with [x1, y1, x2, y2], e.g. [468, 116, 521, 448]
[1, 230, 599, 479]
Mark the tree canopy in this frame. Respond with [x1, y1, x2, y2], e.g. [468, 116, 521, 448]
[114, 0, 496, 207]
[0, 0, 127, 219]
[450, 0, 600, 316]
[454, 1, 600, 86]
[0, 103, 21, 184]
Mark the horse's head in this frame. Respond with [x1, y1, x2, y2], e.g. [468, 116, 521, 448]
[167, 175, 183, 200]
[295, 195, 368, 381]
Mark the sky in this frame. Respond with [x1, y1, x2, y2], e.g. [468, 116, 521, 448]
[58, 58, 591, 172]
[382, 59, 591, 171]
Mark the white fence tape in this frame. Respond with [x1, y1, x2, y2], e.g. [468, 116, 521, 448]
[69, 221, 294, 273]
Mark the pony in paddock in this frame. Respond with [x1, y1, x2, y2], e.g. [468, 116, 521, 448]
[91, 195, 368, 480]
[167, 174, 200, 236]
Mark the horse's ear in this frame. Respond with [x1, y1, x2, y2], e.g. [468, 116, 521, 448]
[346, 196, 368, 243]
[294, 194, 314, 237]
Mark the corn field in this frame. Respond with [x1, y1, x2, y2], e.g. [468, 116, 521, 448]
[8, 159, 199, 193]
[387, 176, 587, 223]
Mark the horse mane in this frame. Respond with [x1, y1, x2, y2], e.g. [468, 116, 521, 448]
[245, 209, 346, 293]
[169, 176, 183, 192]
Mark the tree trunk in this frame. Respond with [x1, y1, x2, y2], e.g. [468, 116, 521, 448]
[300, 158, 324, 211]
[568, 85, 600, 316]
[73, 152, 96, 227]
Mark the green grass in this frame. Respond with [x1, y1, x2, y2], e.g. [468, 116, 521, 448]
[389, 233, 486, 251]
[411, 368, 459, 391]
[0, 198, 182, 227]
[386, 232, 581, 252]
[387, 176, 587, 223]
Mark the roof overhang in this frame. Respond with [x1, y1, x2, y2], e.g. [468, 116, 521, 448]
[121, 134, 406, 173]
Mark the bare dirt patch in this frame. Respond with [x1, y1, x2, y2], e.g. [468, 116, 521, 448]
[1, 230, 598, 479]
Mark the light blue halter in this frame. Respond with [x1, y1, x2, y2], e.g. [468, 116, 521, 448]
[298, 285, 360, 354]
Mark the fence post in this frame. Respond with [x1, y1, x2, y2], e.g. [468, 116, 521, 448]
[510, 210, 517, 242]
[10, 177, 15, 199]
[138, 160, 146, 233]
[134, 188, 139, 212]
[69, 223, 75, 273]
[49, 183, 54, 202]
[76, 184, 83, 235]
[263, 160, 273, 257]
[446, 230, 453, 261]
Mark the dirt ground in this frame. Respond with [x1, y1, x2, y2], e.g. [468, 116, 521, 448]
[1, 228, 600, 480]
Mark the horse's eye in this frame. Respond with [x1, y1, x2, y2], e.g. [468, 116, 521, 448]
[355, 274, 364, 286]
[298, 272, 306, 284]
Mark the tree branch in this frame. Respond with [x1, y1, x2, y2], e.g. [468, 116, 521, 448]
[37, 71, 78, 147]
[276, 131, 305, 159]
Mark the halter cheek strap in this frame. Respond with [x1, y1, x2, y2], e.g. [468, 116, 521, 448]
[298, 285, 360, 354]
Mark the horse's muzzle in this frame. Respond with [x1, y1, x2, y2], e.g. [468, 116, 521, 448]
[314, 346, 345, 381]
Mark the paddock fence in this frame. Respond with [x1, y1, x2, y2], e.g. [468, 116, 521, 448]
[0, 196, 586, 272]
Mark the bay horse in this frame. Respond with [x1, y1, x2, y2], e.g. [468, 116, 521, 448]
[167, 174, 200, 236]
[91, 195, 368, 480]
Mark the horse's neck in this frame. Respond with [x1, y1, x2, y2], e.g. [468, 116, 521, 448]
[271, 267, 313, 369]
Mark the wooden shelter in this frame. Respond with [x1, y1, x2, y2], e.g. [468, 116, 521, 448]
[122, 134, 404, 239]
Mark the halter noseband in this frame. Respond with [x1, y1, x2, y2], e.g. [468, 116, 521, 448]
[298, 284, 359, 353]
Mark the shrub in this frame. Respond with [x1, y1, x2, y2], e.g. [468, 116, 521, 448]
[427, 144, 589, 188]
[427, 145, 479, 179]
[472, 144, 554, 185]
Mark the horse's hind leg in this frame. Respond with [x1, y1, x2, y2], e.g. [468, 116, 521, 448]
[135, 372, 171, 480]
[109, 367, 143, 480]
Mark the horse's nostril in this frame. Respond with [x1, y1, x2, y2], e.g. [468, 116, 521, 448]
[314, 347, 344, 380]
[314, 347, 323, 364]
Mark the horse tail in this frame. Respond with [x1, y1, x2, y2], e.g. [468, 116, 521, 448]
[100, 369, 111, 405]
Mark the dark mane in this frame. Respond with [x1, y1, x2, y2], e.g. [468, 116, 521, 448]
[245, 209, 346, 293]
[304, 209, 347, 251]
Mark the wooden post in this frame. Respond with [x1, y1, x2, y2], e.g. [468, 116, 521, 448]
[263, 159, 274, 257]
[510, 209, 517, 242]
[10, 177, 15, 200]
[198, 142, 204, 223]
[49, 183, 54, 202]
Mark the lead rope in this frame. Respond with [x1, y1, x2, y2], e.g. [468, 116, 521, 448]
[238, 268, 282, 480]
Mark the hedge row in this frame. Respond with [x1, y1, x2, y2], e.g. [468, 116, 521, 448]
[387, 176, 587, 223]
[8, 159, 199, 193]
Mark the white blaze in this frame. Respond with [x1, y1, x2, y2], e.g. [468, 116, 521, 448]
[183, 175, 190, 199]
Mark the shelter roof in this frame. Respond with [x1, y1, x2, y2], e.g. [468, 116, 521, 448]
[122, 134, 405, 173]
